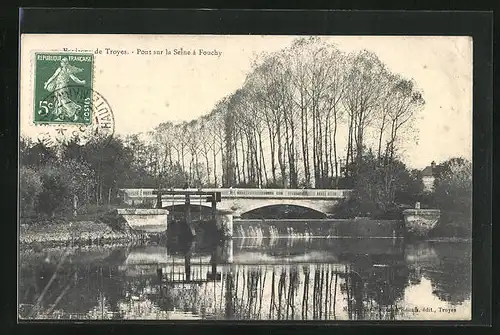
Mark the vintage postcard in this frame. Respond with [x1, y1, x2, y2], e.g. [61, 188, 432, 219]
[19, 34, 473, 321]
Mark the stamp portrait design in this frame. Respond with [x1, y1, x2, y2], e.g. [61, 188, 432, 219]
[34, 53, 94, 125]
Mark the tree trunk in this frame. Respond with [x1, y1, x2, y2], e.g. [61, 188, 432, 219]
[258, 132, 268, 186]
[324, 111, 330, 186]
[289, 113, 298, 188]
[276, 121, 286, 188]
[268, 125, 277, 185]
[181, 146, 185, 173]
[312, 104, 318, 187]
[212, 147, 218, 187]
[235, 134, 242, 185]
[204, 151, 211, 186]
[239, 135, 246, 185]
[317, 109, 325, 186]
[301, 104, 310, 187]
[253, 130, 262, 187]
[99, 182, 103, 206]
[377, 112, 387, 161]
[246, 134, 252, 184]
[333, 110, 338, 187]
[195, 153, 201, 185]
[284, 110, 293, 188]
[259, 144, 265, 188]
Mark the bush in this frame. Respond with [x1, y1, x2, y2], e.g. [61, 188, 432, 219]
[335, 152, 423, 219]
[22, 160, 96, 219]
[37, 165, 71, 217]
[20, 167, 43, 217]
[430, 158, 472, 237]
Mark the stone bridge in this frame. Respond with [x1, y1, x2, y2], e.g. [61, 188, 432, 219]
[119, 188, 352, 217]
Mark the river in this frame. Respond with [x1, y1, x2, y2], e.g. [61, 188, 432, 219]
[18, 237, 471, 321]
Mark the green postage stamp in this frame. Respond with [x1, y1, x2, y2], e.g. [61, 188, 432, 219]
[33, 52, 94, 125]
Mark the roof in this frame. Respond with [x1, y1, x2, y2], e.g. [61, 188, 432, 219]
[421, 165, 434, 177]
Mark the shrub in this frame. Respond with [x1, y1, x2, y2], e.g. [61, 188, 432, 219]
[37, 164, 71, 217]
[20, 166, 43, 217]
[430, 158, 472, 237]
[34, 160, 96, 218]
[335, 152, 424, 219]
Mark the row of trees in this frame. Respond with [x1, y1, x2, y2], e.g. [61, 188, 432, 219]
[20, 136, 155, 218]
[19, 132, 471, 232]
[143, 37, 424, 191]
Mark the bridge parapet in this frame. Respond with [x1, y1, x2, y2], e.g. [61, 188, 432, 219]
[120, 188, 352, 200]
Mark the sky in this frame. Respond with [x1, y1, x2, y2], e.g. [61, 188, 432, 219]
[20, 34, 472, 169]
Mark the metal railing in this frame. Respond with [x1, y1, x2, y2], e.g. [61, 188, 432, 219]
[120, 188, 352, 199]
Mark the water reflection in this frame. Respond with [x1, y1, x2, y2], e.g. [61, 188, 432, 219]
[18, 239, 471, 320]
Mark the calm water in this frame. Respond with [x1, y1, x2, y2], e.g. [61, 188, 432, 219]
[18, 238, 471, 321]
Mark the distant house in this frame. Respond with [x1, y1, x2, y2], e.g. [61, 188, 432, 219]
[422, 161, 436, 192]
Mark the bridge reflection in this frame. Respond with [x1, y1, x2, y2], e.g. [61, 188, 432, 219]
[147, 238, 407, 320]
[18, 239, 471, 320]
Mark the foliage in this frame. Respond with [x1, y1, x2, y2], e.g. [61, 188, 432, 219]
[20, 138, 58, 167]
[335, 151, 424, 219]
[36, 163, 71, 217]
[20, 166, 43, 217]
[34, 160, 95, 218]
[396, 169, 424, 205]
[429, 158, 472, 236]
[20, 136, 127, 220]
[79, 137, 134, 203]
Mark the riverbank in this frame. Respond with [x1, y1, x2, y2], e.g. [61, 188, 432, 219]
[19, 218, 470, 248]
[19, 220, 165, 249]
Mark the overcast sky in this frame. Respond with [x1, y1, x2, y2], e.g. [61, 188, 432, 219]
[20, 34, 472, 169]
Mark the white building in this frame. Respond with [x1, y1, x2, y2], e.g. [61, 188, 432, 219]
[422, 161, 436, 192]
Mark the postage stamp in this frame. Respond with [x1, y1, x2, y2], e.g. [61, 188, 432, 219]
[33, 52, 94, 125]
[35, 86, 115, 148]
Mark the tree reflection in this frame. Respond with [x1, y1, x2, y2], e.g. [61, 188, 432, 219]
[19, 250, 129, 319]
[423, 242, 471, 305]
[357, 264, 409, 320]
[19, 240, 472, 320]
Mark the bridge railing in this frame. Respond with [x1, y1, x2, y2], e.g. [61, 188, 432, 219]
[120, 188, 352, 199]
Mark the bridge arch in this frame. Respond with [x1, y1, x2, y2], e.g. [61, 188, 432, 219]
[240, 204, 327, 219]
[162, 204, 213, 213]
[216, 198, 340, 217]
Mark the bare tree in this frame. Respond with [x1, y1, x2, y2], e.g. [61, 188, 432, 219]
[342, 50, 388, 176]
[290, 48, 312, 187]
[385, 77, 425, 162]
[152, 122, 176, 188]
[316, 45, 347, 187]
[198, 116, 213, 186]
[146, 37, 423, 191]
[185, 120, 202, 186]
[207, 99, 228, 187]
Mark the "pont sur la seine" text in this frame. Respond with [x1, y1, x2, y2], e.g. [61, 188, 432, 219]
[136, 48, 222, 57]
